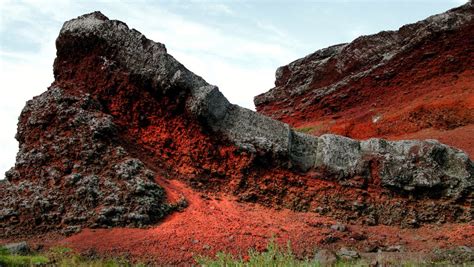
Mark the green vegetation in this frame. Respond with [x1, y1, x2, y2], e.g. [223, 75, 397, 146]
[295, 126, 316, 134]
[295, 124, 329, 135]
[195, 240, 474, 267]
[50, 256, 138, 267]
[0, 246, 145, 267]
[196, 240, 314, 267]
[1, 242, 472, 266]
[0, 247, 48, 266]
[195, 240, 366, 267]
[46, 246, 137, 267]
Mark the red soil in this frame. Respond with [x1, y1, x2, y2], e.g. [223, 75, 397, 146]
[293, 70, 474, 157]
[2, 178, 472, 265]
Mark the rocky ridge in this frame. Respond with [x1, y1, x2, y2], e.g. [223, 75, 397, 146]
[254, 3, 474, 156]
[255, 2, 473, 107]
[0, 11, 472, 237]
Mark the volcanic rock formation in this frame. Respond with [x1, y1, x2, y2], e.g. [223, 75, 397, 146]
[1, 11, 473, 237]
[255, 3, 474, 156]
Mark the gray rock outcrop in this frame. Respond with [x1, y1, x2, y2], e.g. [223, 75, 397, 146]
[254, 3, 474, 107]
[41, 11, 474, 200]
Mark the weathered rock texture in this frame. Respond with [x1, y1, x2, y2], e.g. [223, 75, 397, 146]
[1, 11, 473, 237]
[255, 3, 474, 157]
[1, 87, 173, 236]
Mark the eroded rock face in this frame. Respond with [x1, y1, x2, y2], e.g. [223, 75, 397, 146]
[1, 88, 171, 236]
[255, 3, 473, 107]
[313, 135, 473, 198]
[254, 3, 474, 157]
[1, 11, 472, 236]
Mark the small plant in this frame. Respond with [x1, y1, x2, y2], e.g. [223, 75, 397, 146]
[54, 255, 133, 267]
[0, 245, 146, 267]
[295, 126, 316, 134]
[295, 124, 330, 135]
[48, 247, 140, 267]
[0, 248, 49, 266]
[0, 247, 9, 255]
[195, 239, 321, 267]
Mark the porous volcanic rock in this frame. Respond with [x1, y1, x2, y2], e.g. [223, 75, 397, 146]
[1, 87, 172, 236]
[1, 11, 473, 237]
[255, 3, 474, 156]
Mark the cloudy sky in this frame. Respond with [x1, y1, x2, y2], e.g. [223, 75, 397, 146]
[0, 0, 467, 178]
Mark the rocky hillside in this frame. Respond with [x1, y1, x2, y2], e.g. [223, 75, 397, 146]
[1, 11, 472, 238]
[255, 3, 474, 157]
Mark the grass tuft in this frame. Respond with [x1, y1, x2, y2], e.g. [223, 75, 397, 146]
[196, 240, 324, 267]
[0, 253, 49, 266]
[0, 245, 146, 267]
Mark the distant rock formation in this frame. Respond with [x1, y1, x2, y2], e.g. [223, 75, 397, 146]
[255, 3, 474, 156]
[1, 10, 472, 237]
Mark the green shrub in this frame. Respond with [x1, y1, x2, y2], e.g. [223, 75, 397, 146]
[0, 253, 49, 266]
[0, 247, 9, 255]
[55, 255, 131, 267]
[0, 245, 144, 267]
[295, 126, 316, 134]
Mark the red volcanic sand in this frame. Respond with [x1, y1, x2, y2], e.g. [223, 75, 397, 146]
[2, 179, 468, 265]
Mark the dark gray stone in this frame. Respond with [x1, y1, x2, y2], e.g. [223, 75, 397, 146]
[2, 242, 30, 255]
[337, 247, 360, 260]
[330, 223, 347, 232]
[385, 245, 403, 252]
[289, 130, 318, 172]
[314, 249, 337, 266]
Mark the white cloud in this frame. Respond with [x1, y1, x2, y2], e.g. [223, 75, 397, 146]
[202, 3, 234, 15]
[256, 21, 287, 39]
